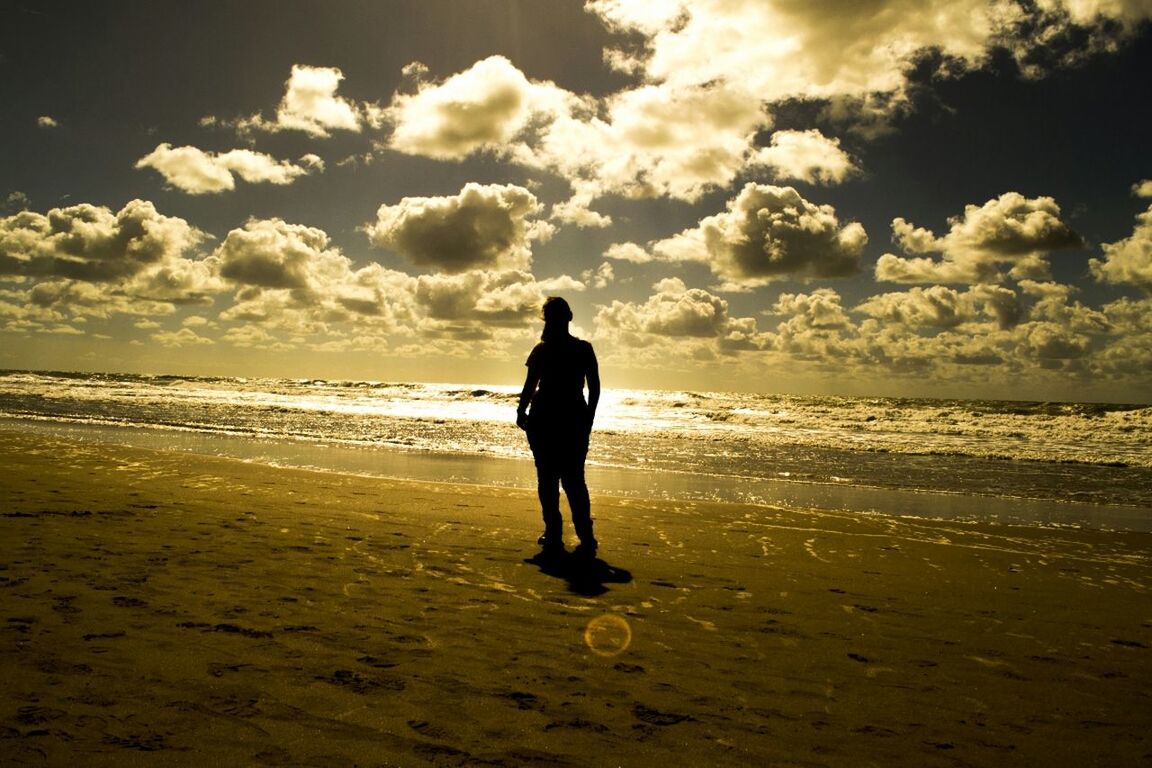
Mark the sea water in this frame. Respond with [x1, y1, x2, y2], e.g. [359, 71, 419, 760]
[1, 370, 1149, 531]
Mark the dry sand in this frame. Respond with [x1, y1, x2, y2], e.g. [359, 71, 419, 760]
[0, 428, 1149, 767]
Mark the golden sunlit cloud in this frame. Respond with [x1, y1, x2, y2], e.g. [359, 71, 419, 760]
[876, 193, 1083, 285]
[645, 184, 866, 288]
[135, 144, 318, 194]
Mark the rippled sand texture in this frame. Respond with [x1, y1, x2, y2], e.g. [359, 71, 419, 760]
[1, 430, 1149, 766]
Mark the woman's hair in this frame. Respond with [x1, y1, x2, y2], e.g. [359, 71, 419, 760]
[541, 296, 573, 341]
[542, 296, 573, 323]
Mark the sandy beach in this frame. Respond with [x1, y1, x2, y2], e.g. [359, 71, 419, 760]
[1, 428, 1149, 767]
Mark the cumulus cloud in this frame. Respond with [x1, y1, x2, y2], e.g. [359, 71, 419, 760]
[770, 289, 853, 330]
[720, 274, 1146, 384]
[582, 262, 615, 290]
[748, 129, 859, 185]
[4, 192, 31, 213]
[414, 270, 547, 329]
[590, 0, 993, 98]
[876, 192, 1082, 284]
[603, 242, 652, 263]
[152, 327, 214, 347]
[544, 83, 767, 203]
[587, 0, 1151, 116]
[763, 288, 861, 362]
[856, 284, 1023, 330]
[365, 183, 548, 274]
[373, 2, 1150, 218]
[595, 278, 763, 353]
[276, 65, 366, 136]
[135, 144, 317, 194]
[646, 184, 866, 287]
[1090, 192, 1152, 289]
[214, 218, 419, 338]
[388, 55, 582, 160]
[620, 278, 731, 337]
[0, 200, 223, 329]
[216, 218, 355, 294]
[385, 56, 767, 210]
[210, 65, 378, 138]
[0, 200, 206, 284]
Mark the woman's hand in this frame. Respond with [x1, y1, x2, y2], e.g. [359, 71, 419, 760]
[516, 408, 530, 431]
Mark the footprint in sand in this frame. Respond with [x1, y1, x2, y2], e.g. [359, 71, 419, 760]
[632, 704, 692, 726]
[408, 719, 454, 740]
[16, 706, 66, 726]
[316, 669, 406, 693]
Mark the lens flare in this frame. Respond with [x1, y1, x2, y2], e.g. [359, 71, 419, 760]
[584, 614, 632, 657]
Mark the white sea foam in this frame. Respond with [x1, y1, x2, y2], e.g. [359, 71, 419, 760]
[1, 370, 1149, 519]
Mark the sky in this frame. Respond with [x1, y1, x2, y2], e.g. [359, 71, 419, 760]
[1, 0, 1150, 402]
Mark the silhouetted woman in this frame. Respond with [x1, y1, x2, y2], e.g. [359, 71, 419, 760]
[517, 297, 600, 555]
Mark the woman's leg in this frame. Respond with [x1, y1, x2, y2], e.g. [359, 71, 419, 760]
[560, 439, 595, 549]
[561, 469, 594, 547]
[530, 431, 564, 544]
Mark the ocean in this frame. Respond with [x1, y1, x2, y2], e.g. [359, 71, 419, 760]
[1, 370, 1149, 531]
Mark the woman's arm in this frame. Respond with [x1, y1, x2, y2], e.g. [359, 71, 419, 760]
[517, 367, 540, 430]
[586, 349, 600, 426]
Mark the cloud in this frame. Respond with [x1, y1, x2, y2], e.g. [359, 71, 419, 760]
[152, 327, 214, 347]
[373, 3, 1150, 220]
[876, 192, 1083, 284]
[209, 65, 378, 138]
[1018, 321, 1092, 363]
[595, 278, 763, 353]
[764, 289, 860, 362]
[365, 183, 548, 274]
[587, 0, 1151, 116]
[385, 56, 766, 211]
[414, 270, 546, 329]
[603, 242, 652, 263]
[856, 284, 1022, 330]
[37, 115, 58, 129]
[275, 64, 366, 136]
[544, 83, 767, 203]
[388, 55, 581, 160]
[0, 201, 224, 330]
[214, 218, 418, 338]
[0, 200, 206, 284]
[216, 218, 353, 293]
[748, 129, 859, 185]
[722, 275, 1145, 384]
[646, 183, 866, 287]
[4, 192, 31, 213]
[582, 262, 615, 290]
[1091, 194, 1152, 289]
[770, 289, 853, 331]
[135, 144, 317, 194]
[23, 278, 170, 320]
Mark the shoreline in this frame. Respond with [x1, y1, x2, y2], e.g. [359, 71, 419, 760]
[1, 429, 1150, 766]
[3, 420, 1148, 533]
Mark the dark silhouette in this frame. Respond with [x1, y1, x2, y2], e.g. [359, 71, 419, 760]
[517, 297, 600, 556]
[525, 548, 632, 597]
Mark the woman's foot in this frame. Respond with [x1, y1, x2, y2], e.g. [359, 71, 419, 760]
[537, 531, 564, 551]
[573, 540, 598, 559]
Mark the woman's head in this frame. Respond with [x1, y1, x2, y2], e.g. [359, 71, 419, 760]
[542, 296, 573, 324]
[541, 296, 573, 340]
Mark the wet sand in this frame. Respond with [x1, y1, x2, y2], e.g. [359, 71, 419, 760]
[1, 429, 1149, 766]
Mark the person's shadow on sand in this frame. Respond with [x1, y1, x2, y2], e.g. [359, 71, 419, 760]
[525, 549, 633, 597]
